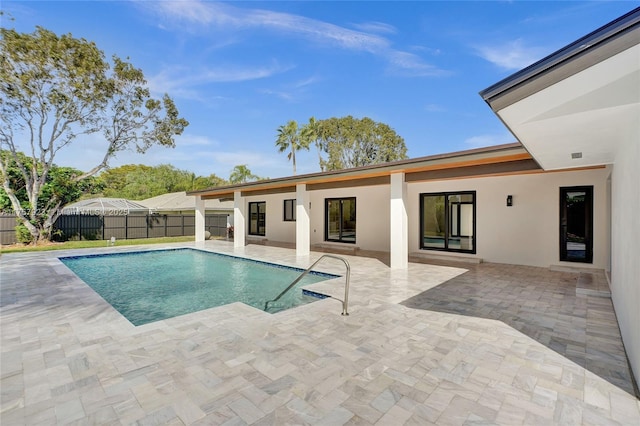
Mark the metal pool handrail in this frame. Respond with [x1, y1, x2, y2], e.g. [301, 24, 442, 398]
[264, 254, 351, 316]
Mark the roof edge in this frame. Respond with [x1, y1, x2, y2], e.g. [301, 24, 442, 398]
[479, 7, 640, 105]
[187, 142, 526, 196]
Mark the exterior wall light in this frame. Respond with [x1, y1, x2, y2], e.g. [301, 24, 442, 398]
[506, 195, 513, 207]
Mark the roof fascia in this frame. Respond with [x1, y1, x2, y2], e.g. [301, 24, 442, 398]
[405, 158, 540, 182]
[480, 7, 640, 111]
[188, 143, 529, 198]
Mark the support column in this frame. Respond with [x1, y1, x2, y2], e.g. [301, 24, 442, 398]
[296, 184, 310, 256]
[390, 172, 408, 269]
[234, 191, 245, 248]
[195, 195, 206, 242]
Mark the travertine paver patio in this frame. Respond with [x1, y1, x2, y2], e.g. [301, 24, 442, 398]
[1, 240, 638, 425]
[401, 262, 636, 395]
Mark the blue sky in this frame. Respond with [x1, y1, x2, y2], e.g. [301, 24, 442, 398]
[3, 1, 636, 180]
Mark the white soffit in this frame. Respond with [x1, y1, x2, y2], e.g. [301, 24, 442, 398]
[497, 44, 640, 171]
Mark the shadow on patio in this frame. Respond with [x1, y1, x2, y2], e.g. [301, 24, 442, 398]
[400, 261, 639, 398]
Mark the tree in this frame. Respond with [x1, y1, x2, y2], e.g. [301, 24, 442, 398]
[302, 116, 324, 171]
[275, 120, 310, 175]
[312, 116, 407, 171]
[0, 26, 188, 243]
[191, 173, 227, 190]
[229, 165, 261, 184]
[0, 150, 103, 242]
[117, 164, 182, 200]
[99, 164, 227, 199]
[0, 150, 103, 212]
[99, 164, 152, 197]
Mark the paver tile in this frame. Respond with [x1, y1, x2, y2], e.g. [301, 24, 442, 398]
[1, 241, 638, 425]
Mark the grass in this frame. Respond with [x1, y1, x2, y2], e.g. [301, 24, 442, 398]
[0, 236, 197, 253]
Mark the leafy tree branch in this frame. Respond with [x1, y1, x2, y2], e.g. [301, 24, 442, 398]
[0, 26, 188, 242]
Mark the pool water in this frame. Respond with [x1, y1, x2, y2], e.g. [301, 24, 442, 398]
[59, 248, 338, 326]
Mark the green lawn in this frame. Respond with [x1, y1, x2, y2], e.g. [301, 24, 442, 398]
[1, 236, 197, 253]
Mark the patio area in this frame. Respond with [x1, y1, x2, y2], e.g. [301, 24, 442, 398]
[1, 240, 638, 425]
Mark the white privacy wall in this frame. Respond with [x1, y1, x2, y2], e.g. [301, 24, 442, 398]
[611, 128, 640, 384]
[406, 167, 610, 268]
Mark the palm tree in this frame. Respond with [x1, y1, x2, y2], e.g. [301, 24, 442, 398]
[229, 165, 258, 184]
[275, 120, 310, 175]
[302, 116, 325, 172]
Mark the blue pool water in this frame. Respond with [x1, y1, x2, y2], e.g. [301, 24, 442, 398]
[59, 248, 338, 326]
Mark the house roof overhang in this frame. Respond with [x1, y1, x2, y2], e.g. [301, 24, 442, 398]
[480, 7, 640, 171]
[188, 143, 542, 199]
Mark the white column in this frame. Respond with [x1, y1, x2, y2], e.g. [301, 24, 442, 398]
[234, 191, 245, 248]
[296, 184, 310, 256]
[195, 195, 206, 242]
[390, 172, 408, 269]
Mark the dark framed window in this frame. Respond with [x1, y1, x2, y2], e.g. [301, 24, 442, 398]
[325, 197, 356, 243]
[248, 201, 266, 236]
[560, 186, 593, 263]
[283, 199, 296, 222]
[420, 191, 476, 253]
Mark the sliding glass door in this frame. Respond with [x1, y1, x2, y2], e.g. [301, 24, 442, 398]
[420, 192, 475, 253]
[248, 201, 266, 236]
[325, 197, 356, 243]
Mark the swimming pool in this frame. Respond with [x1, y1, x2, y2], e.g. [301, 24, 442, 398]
[59, 248, 338, 326]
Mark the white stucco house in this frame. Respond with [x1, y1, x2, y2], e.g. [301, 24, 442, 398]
[189, 8, 639, 387]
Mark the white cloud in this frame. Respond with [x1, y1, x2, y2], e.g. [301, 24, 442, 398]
[146, 0, 219, 27]
[293, 76, 320, 89]
[259, 75, 320, 102]
[351, 21, 397, 35]
[147, 61, 293, 102]
[258, 88, 294, 101]
[142, 0, 445, 77]
[149, 62, 291, 90]
[176, 134, 218, 147]
[387, 51, 448, 77]
[464, 133, 516, 148]
[146, 1, 388, 51]
[410, 45, 442, 56]
[475, 38, 548, 70]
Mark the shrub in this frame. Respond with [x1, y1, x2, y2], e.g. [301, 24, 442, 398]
[15, 223, 33, 244]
